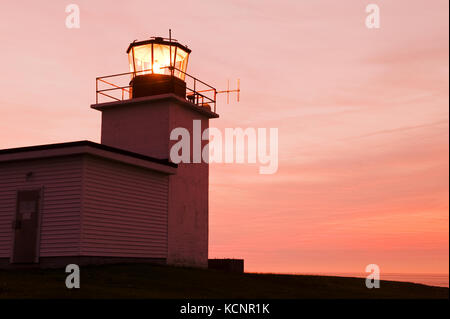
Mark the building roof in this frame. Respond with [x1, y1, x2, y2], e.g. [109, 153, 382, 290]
[0, 140, 177, 174]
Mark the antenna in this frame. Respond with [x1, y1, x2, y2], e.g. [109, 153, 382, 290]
[217, 79, 240, 104]
[169, 29, 173, 76]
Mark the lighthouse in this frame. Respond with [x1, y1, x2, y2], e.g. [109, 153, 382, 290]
[92, 36, 219, 267]
[0, 36, 219, 269]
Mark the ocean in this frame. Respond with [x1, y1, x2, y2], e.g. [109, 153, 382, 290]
[306, 272, 449, 288]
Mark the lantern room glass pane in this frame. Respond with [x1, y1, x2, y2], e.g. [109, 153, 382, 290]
[129, 44, 152, 74]
[152, 44, 172, 76]
[174, 48, 189, 80]
[128, 50, 135, 73]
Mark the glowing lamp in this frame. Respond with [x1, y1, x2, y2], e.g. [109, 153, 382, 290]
[127, 37, 191, 98]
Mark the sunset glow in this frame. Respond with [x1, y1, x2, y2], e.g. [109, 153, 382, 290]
[0, 0, 448, 278]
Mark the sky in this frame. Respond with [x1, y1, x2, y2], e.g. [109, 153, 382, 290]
[0, 0, 448, 275]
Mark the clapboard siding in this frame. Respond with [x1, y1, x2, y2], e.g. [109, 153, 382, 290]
[0, 156, 82, 258]
[81, 155, 169, 258]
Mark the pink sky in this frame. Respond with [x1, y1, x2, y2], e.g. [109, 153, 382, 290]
[0, 0, 448, 274]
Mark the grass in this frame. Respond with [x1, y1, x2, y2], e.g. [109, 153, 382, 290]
[0, 263, 448, 299]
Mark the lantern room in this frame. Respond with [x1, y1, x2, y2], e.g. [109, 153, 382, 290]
[127, 37, 191, 80]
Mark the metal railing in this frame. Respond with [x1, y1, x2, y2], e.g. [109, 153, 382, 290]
[95, 67, 217, 113]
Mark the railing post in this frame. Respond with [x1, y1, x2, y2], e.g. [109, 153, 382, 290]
[214, 89, 217, 113]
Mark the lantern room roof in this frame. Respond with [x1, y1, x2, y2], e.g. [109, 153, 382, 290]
[126, 37, 192, 54]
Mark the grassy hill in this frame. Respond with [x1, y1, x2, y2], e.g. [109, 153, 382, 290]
[0, 263, 448, 299]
